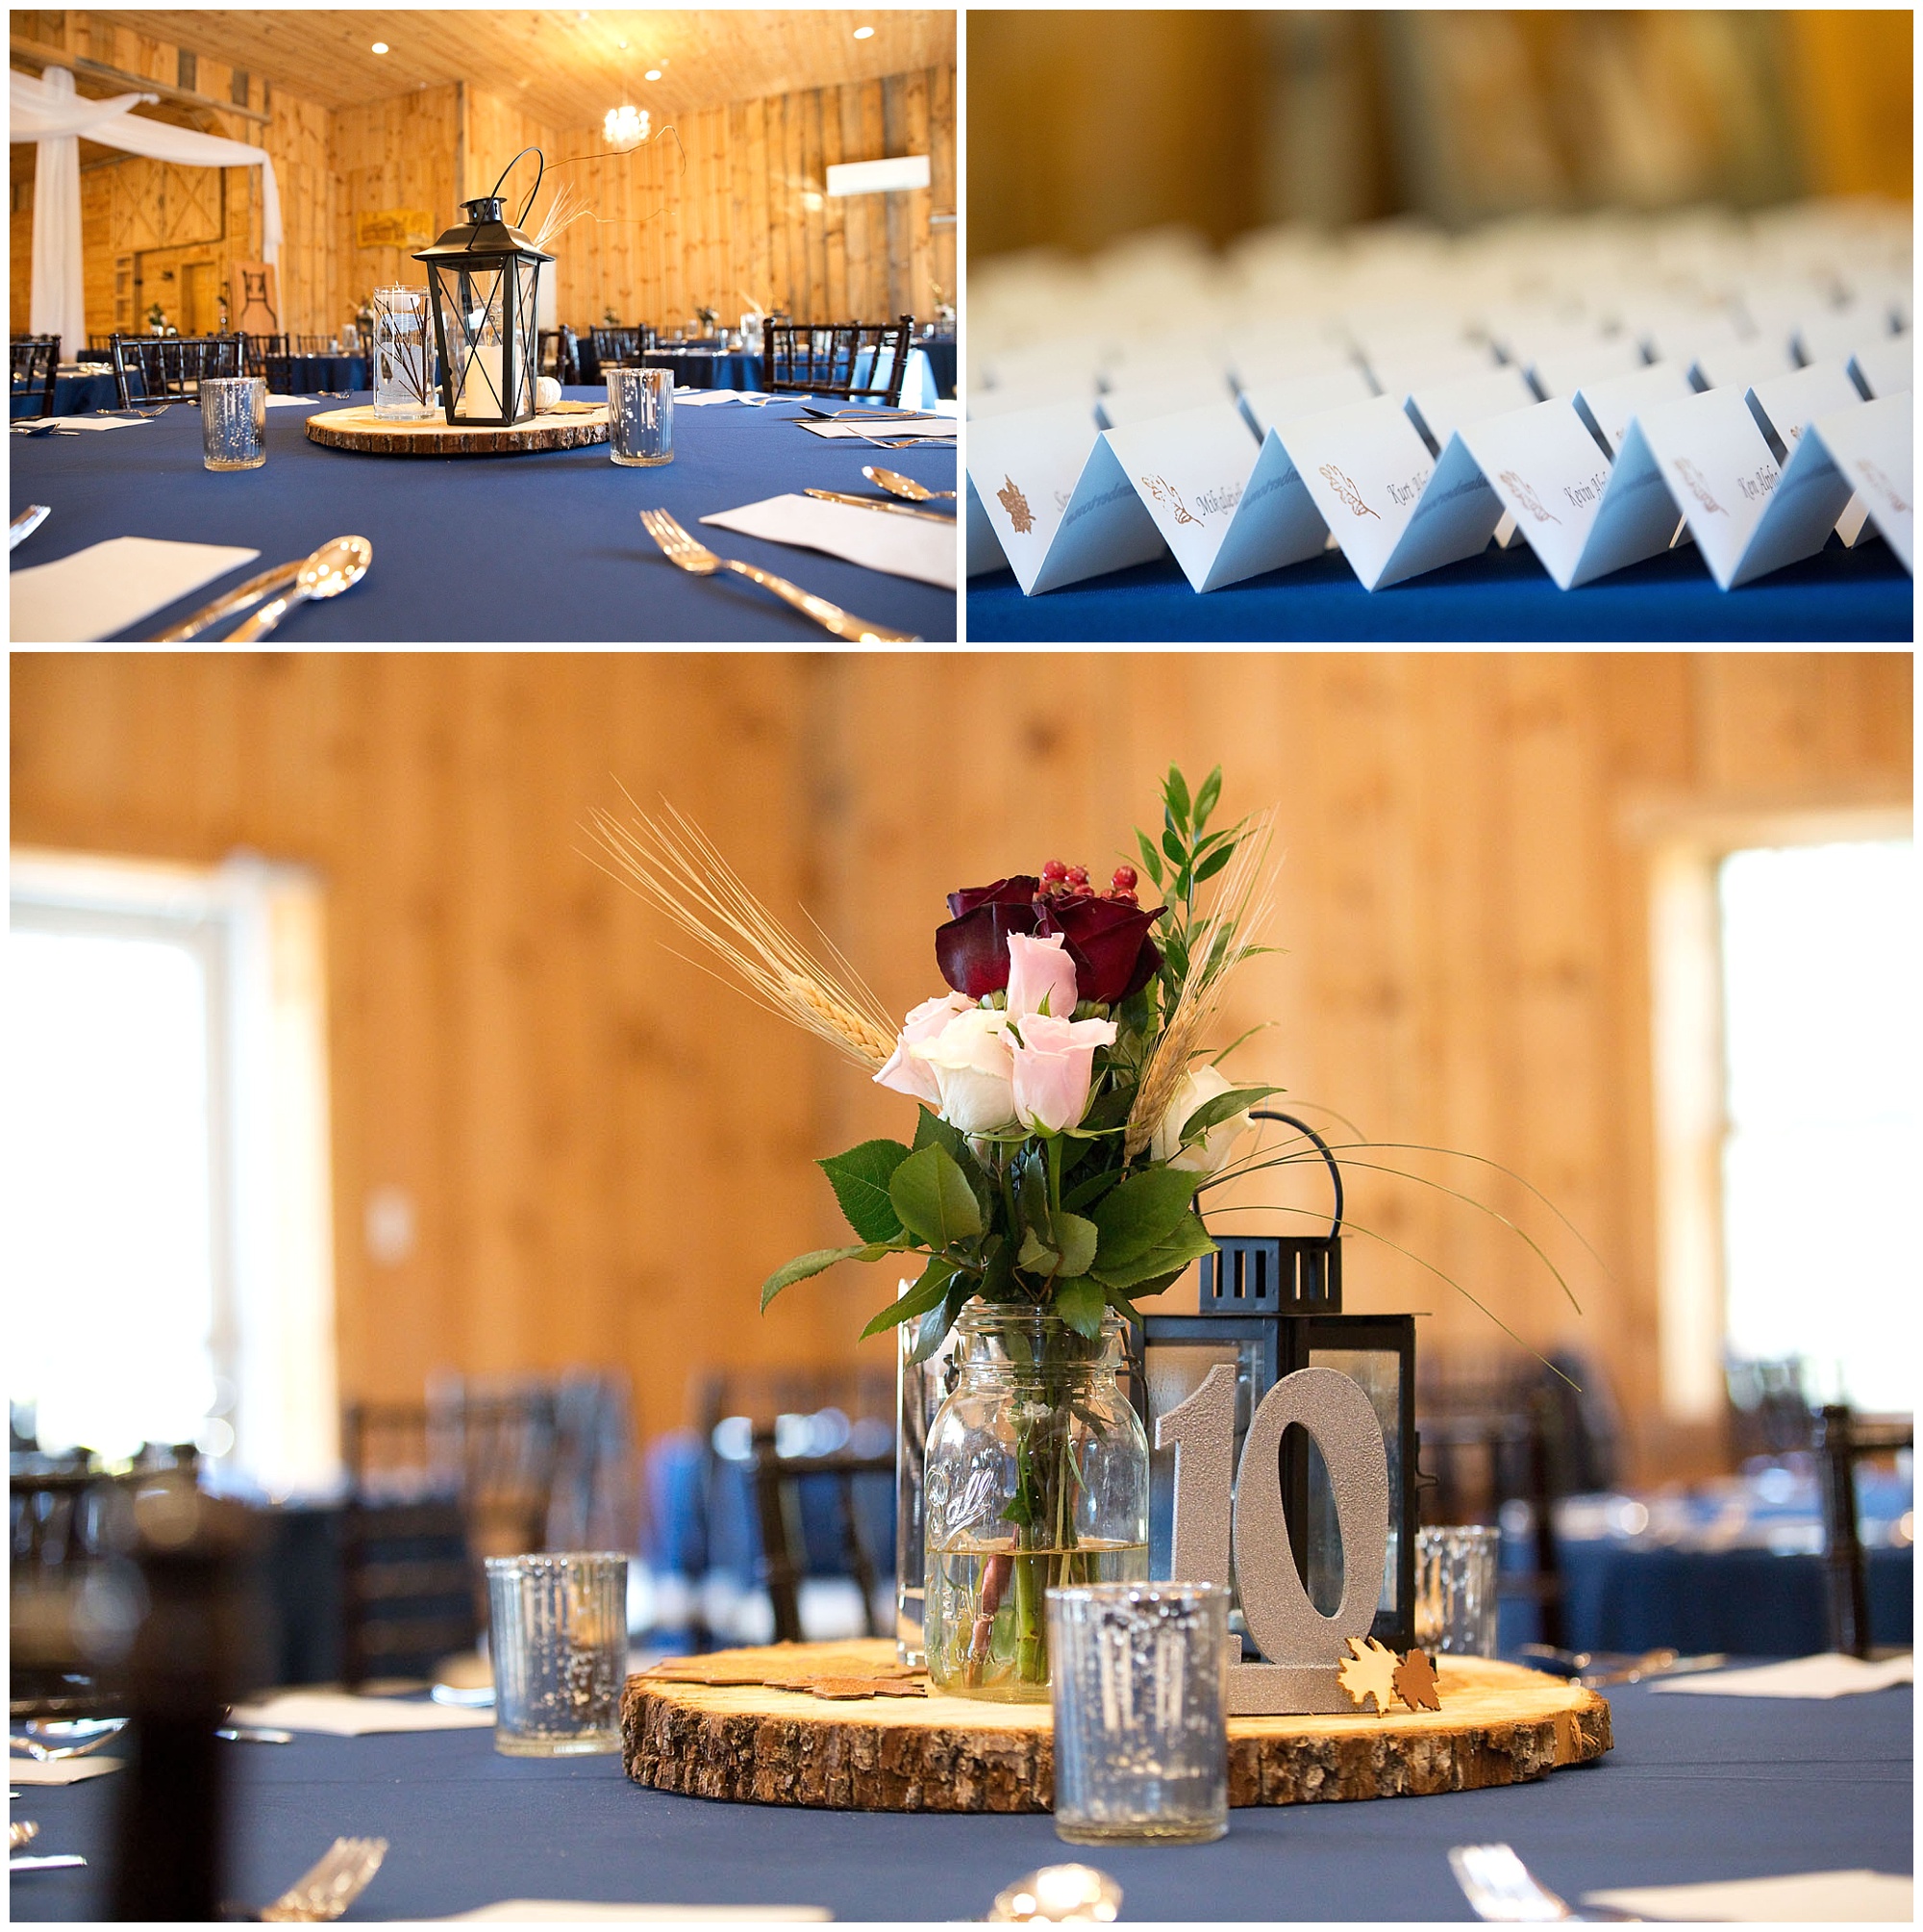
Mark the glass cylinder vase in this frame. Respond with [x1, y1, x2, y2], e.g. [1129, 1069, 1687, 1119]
[922, 1304, 1148, 1702]
[372, 285, 437, 421]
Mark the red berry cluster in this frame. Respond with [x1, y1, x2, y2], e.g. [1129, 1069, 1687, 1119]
[1040, 860, 1138, 907]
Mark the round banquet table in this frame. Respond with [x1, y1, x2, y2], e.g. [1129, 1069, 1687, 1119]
[642, 348, 765, 392]
[9, 388, 957, 642]
[9, 1674, 1909, 1921]
[12, 371, 119, 418]
[274, 353, 370, 394]
[966, 533, 1912, 641]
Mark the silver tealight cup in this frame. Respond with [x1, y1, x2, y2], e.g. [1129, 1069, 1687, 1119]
[485, 1551, 628, 1756]
[606, 364, 673, 465]
[200, 375, 266, 470]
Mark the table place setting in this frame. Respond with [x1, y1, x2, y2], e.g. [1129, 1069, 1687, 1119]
[10, 535, 262, 644]
[224, 1690, 496, 1738]
[700, 495, 957, 590]
[1646, 1651, 1914, 1699]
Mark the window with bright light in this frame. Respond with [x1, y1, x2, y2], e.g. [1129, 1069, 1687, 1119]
[9, 851, 339, 1494]
[1718, 840, 1917, 1413]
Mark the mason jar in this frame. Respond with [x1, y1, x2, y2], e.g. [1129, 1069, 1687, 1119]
[922, 1303, 1148, 1702]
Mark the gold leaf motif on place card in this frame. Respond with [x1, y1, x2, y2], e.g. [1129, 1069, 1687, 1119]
[997, 475, 1035, 534]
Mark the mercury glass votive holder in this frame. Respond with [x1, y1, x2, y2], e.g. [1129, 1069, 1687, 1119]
[200, 375, 266, 470]
[606, 364, 673, 464]
[485, 1551, 628, 1756]
[1414, 1524, 1502, 1657]
[1047, 1581, 1231, 1845]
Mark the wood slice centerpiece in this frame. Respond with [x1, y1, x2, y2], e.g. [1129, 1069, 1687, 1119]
[620, 1640, 1611, 1814]
[304, 401, 608, 456]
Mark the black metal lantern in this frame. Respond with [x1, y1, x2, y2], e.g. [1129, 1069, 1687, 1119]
[413, 169, 553, 429]
[1130, 1115, 1419, 1651]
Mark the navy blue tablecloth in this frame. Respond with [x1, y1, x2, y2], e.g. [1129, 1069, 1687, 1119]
[10, 388, 956, 642]
[277, 354, 369, 394]
[968, 534, 1912, 640]
[12, 371, 120, 417]
[922, 336, 957, 398]
[643, 348, 764, 391]
[10, 1675, 1909, 1921]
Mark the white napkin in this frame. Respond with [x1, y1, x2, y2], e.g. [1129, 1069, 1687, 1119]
[265, 394, 326, 409]
[1584, 1869, 1911, 1921]
[442, 1905, 830, 1922]
[701, 493, 955, 590]
[8, 1754, 126, 1784]
[673, 389, 773, 407]
[795, 418, 955, 439]
[14, 414, 154, 431]
[11, 535, 261, 643]
[1651, 1652, 1913, 1698]
[227, 1690, 494, 1736]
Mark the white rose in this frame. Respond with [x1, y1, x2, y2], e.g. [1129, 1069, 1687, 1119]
[1150, 1064, 1252, 1174]
[912, 1006, 1017, 1134]
[874, 992, 974, 1110]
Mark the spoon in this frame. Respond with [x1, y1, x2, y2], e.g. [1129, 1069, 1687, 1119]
[228, 536, 371, 640]
[862, 464, 956, 503]
[10, 1718, 127, 1762]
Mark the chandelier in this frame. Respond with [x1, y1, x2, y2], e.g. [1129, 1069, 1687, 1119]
[604, 103, 649, 150]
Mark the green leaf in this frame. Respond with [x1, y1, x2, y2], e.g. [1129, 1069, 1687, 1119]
[1089, 1167, 1202, 1269]
[1093, 1210, 1216, 1292]
[1053, 1275, 1107, 1340]
[817, 1140, 912, 1242]
[1193, 842, 1235, 884]
[1016, 1225, 1058, 1274]
[1051, 1210, 1098, 1278]
[912, 1107, 993, 1215]
[1179, 1084, 1282, 1145]
[760, 1243, 892, 1311]
[889, 1142, 984, 1250]
[1063, 1166, 1122, 1214]
[1192, 765, 1222, 831]
[910, 1275, 971, 1363]
[1164, 764, 1191, 829]
[1161, 825, 1186, 868]
[1135, 829, 1164, 888]
[859, 1255, 959, 1338]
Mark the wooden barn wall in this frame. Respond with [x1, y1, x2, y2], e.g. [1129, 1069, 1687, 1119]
[12, 12, 337, 338]
[546, 63, 957, 331]
[329, 86, 463, 307]
[9, 656, 1911, 1476]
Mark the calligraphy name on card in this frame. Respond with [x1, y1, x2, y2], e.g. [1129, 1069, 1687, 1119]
[1157, 1365, 1389, 1715]
[1746, 360, 1871, 544]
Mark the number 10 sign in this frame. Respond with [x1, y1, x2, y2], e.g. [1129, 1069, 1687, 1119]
[1158, 1363, 1389, 1714]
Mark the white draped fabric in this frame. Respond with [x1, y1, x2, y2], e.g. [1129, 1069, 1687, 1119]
[11, 65, 285, 352]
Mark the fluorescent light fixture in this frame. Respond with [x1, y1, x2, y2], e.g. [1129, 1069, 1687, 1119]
[826, 154, 930, 196]
[370, 40, 388, 53]
[853, 24, 874, 37]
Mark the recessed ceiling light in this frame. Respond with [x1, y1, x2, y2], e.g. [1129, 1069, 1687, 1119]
[853, 24, 874, 38]
[616, 38, 628, 49]
[644, 68, 661, 81]
[370, 40, 388, 54]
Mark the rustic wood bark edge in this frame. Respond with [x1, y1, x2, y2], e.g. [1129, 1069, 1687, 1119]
[304, 406, 609, 457]
[620, 1645, 1612, 1814]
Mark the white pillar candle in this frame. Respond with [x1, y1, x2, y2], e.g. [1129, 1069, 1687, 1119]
[457, 341, 504, 418]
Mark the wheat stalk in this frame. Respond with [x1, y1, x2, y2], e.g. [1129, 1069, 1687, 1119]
[584, 791, 896, 1069]
[1124, 808, 1281, 1159]
[531, 180, 594, 256]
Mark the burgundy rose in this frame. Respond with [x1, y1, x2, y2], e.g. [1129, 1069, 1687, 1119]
[936, 877, 1042, 997]
[1037, 893, 1165, 1006]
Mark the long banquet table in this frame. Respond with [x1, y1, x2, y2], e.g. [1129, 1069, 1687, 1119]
[966, 533, 1912, 641]
[12, 1673, 1910, 1921]
[9, 389, 957, 642]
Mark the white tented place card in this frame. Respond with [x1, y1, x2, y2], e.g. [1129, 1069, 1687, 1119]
[1849, 337, 1912, 401]
[1572, 361, 1697, 457]
[1807, 394, 1913, 573]
[1359, 341, 1497, 398]
[1689, 338, 1797, 393]
[1458, 399, 1679, 590]
[1097, 369, 1233, 429]
[1525, 338, 1647, 400]
[1103, 399, 1326, 593]
[964, 398, 1165, 595]
[965, 475, 1010, 578]
[1229, 334, 1356, 390]
[1403, 365, 1536, 455]
[1747, 360, 1875, 544]
[968, 376, 1100, 422]
[1276, 393, 1503, 591]
[1620, 386, 1849, 590]
[1237, 365, 1376, 439]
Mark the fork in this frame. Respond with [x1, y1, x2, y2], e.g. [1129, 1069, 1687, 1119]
[259, 1836, 387, 1922]
[637, 509, 920, 641]
[1450, 1844, 1639, 1922]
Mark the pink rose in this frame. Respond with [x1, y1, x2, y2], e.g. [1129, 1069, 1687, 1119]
[1005, 932, 1080, 1021]
[1009, 1013, 1118, 1135]
[874, 992, 974, 1109]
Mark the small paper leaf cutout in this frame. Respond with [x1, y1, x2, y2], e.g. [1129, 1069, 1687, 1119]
[1393, 1647, 1441, 1713]
[1337, 1635, 1401, 1717]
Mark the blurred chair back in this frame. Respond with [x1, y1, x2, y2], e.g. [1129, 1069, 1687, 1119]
[748, 1426, 892, 1644]
[12, 334, 60, 416]
[590, 324, 655, 367]
[1727, 1356, 1817, 1462]
[1813, 1404, 1913, 1658]
[761, 317, 914, 403]
[110, 333, 245, 407]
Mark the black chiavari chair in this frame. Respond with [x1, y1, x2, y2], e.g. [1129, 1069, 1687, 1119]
[538, 325, 580, 386]
[11, 334, 60, 416]
[748, 1427, 893, 1644]
[760, 315, 915, 404]
[1814, 1405, 1913, 1657]
[590, 324, 655, 368]
[109, 333, 245, 408]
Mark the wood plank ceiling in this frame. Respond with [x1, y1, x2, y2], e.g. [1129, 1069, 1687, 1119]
[78, 11, 956, 129]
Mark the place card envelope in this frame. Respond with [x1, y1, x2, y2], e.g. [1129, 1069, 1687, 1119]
[964, 398, 1165, 595]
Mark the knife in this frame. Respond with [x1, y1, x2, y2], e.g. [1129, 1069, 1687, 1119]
[149, 558, 307, 643]
[803, 488, 954, 525]
[10, 505, 50, 549]
[12, 1854, 87, 1871]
